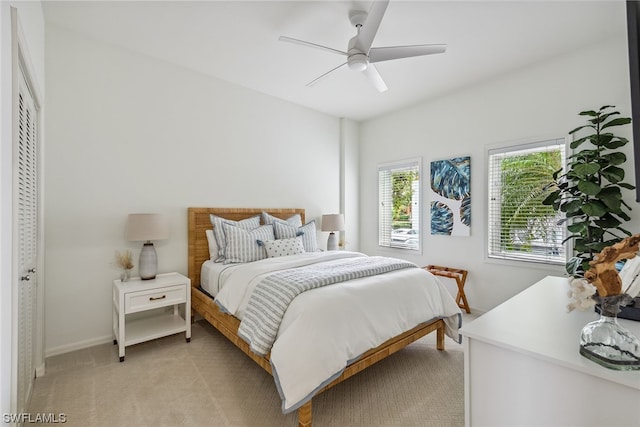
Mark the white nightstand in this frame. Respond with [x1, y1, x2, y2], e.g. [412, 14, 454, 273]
[112, 272, 191, 362]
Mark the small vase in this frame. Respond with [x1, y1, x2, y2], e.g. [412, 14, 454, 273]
[120, 269, 131, 282]
[579, 294, 640, 370]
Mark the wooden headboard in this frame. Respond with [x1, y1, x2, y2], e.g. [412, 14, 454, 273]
[187, 207, 305, 288]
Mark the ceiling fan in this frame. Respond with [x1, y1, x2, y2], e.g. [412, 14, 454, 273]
[279, 0, 446, 92]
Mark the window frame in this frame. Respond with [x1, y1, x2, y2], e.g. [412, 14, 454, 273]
[485, 137, 569, 267]
[378, 157, 422, 253]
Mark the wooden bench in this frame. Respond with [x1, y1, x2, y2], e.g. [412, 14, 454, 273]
[424, 265, 470, 313]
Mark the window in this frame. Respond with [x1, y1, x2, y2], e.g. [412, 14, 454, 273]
[487, 139, 566, 264]
[378, 158, 421, 251]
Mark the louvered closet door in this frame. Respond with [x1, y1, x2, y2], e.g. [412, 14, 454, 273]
[16, 65, 38, 414]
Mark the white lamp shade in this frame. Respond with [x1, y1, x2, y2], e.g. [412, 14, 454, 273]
[126, 213, 169, 242]
[321, 214, 345, 232]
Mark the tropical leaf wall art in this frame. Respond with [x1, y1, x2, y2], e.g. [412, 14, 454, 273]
[430, 156, 471, 236]
[430, 201, 454, 235]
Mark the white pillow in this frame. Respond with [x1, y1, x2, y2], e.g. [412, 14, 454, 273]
[222, 223, 275, 264]
[263, 237, 305, 258]
[205, 229, 218, 260]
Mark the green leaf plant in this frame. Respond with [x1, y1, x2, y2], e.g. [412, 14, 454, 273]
[542, 105, 635, 276]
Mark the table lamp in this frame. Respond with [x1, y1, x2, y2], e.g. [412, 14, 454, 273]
[321, 214, 345, 251]
[126, 213, 169, 280]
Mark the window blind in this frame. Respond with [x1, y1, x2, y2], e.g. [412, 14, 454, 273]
[378, 159, 421, 251]
[487, 139, 566, 264]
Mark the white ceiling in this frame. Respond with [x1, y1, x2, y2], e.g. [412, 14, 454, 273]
[42, 0, 627, 121]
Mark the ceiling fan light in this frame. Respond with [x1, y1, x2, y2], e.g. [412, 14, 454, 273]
[348, 55, 368, 71]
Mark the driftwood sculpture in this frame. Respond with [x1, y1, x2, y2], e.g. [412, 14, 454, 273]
[584, 234, 640, 296]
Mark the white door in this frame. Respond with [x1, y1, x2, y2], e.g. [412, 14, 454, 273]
[15, 63, 38, 414]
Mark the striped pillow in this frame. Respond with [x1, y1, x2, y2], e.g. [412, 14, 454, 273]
[261, 212, 303, 227]
[210, 214, 260, 262]
[273, 220, 318, 253]
[222, 223, 275, 264]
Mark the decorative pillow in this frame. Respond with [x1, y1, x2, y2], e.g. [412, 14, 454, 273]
[273, 220, 318, 253]
[205, 229, 218, 260]
[210, 214, 260, 262]
[263, 237, 305, 258]
[222, 223, 275, 264]
[261, 212, 303, 228]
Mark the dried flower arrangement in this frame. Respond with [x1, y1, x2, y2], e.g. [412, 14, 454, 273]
[115, 250, 134, 271]
[568, 233, 640, 312]
[338, 238, 348, 249]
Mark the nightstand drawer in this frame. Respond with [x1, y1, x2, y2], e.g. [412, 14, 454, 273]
[125, 285, 186, 314]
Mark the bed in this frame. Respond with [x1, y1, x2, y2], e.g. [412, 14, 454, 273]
[187, 207, 461, 427]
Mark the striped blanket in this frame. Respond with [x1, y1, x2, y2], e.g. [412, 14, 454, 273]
[237, 256, 417, 356]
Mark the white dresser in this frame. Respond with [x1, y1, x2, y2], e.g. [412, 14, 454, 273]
[460, 276, 640, 427]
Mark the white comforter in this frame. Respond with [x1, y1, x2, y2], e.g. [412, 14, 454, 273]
[214, 251, 462, 413]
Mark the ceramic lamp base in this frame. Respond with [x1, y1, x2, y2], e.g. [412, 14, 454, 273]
[139, 242, 157, 280]
[327, 232, 338, 251]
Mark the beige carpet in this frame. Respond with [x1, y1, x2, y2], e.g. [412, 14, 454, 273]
[29, 318, 467, 427]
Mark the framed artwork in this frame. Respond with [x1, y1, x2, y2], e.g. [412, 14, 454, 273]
[430, 156, 471, 236]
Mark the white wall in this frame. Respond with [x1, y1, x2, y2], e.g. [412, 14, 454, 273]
[359, 34, 639, 312]
[44, 25, 342, 355]
[41, 3, 639, 354]
[1, 0, 45, 416]
[340, 118, 359, 251]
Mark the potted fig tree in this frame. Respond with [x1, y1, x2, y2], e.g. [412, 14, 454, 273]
[542, 105, 635, 275]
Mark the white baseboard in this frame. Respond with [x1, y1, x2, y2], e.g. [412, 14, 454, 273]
[45, 334, 112, 358]
[467, 307, 486, 316]
[35, 362, 46, 377]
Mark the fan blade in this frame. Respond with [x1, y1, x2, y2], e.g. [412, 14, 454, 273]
[362, 64, 388, 92]
[279, 36, 347, 56]
[307, 62, 348, 87]
[354, 0, 389, 53]
[369, 44, 447, 63]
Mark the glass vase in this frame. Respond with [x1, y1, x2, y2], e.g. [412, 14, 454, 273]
[579, 294, 640, 371]
[120, 269, 131, 282]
